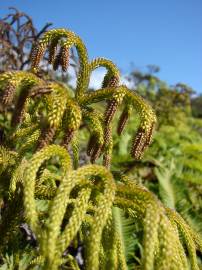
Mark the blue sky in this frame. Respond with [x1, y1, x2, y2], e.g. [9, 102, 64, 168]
[1, 0, 202, 93]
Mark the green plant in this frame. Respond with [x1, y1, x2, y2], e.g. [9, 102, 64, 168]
[0, 28, 201, 270]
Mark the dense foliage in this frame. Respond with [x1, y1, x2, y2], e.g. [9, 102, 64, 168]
[0, 8, 201, 270]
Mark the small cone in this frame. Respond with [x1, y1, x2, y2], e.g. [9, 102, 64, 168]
[2, 83, 16, 106]
[48, 39, 58, 64]
[104, 100, 119, 126]
[102, 74, 119, 88]
[87, 135, 96, 156]
[131, 129, 146, 159]
[117, 110, 129, 135]
[60, 46, 70, 72]
[145, 122, 155, 146]
[31, 44, 45, 69]
[103, 153, 111, 169]
[37, 126, 56, 150]
[90, 144, 102, 163]
[62, 129, 74, 149]
[53, 52, 62, 71]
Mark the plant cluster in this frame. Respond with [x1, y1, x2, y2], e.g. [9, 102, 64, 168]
[0, 27, 201, 270]
[113, 69, 202, 245]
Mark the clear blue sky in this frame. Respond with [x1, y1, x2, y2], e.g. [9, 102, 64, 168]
[1, 0, 202, 93]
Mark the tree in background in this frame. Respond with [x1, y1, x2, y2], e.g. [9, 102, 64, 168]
[0, 7, 79, 82]
[0, 7, 52, 71]
[191, 94, 202, 118]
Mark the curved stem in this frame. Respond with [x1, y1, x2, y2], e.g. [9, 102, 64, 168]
[74, 36, 89, 97]
[78, 86, 127, 105]
[89, 58, 119, 73]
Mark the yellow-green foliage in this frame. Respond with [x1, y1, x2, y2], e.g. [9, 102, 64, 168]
[0, 28, 156, 164]
[0, 28, 201, 270]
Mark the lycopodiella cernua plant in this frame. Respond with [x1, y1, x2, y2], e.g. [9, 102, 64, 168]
[0, 28, 201, 270]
